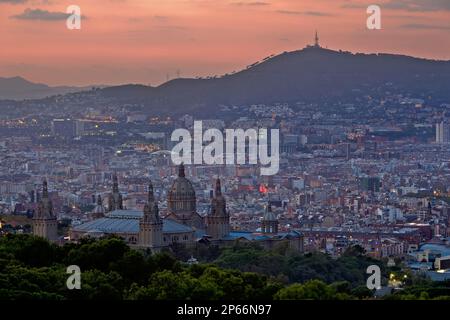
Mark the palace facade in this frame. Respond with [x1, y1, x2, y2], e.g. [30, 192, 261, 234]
[35, 164, 303, 253]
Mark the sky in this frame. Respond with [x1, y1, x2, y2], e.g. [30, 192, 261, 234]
[0, 0, 449, 86]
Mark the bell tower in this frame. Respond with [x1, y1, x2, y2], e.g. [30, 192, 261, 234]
[261, 203, 279, 234]
[33, 180, 58, 242]
[206, 178, 230, 240]
[108, 173, 123, 211]
[92, 195, 105, 219]
[139, 180, 164, 249]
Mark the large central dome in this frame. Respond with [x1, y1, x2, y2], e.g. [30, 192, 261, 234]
[168, 164, 196, 213]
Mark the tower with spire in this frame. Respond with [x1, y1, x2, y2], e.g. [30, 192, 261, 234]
[108, 173, 123, 211]
[206, 178, 230, 240]
[178, 162, 185, 177]
[261, 203, 279, 234]
[314, 30, 320, 47]
[139, 180, 164, 249]
[33, 180, 58, 241]
[92, 195, 105, 219]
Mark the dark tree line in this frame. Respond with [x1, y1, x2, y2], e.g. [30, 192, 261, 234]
[1, 234, 449, 300]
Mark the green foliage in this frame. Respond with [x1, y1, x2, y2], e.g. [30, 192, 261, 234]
[386, 279, 450, 300]
[214, 244, 287, 277]
[109, 250, 150, 285]
[350, 285, 373, 299]
[74, 270, 124, 300]
[0, 234, 287, 300]
[126, 265, 280, 300]
[7, 234, 446, 301]
[0, 264, 66, 299]
[330, 281, 352, 294]
[0, 234, 58, 267]
[274, 280, 353, 300]
[64, 237, 130, 270]
[214, 244, 382, 286]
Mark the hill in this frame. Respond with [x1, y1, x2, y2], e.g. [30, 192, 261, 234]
[0, 76, 101, 100]
[98, 46, 450, 114]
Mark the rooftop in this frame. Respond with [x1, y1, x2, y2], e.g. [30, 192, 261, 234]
[72, 209, 194, 234]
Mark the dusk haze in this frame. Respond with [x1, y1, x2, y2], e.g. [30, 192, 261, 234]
[0, 0, 449, 86]
[1, 0, 450, 313]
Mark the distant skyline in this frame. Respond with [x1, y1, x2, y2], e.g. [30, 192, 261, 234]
[0, 0, 449, 86]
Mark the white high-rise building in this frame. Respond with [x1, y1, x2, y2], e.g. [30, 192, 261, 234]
[436, 120, 450, 144]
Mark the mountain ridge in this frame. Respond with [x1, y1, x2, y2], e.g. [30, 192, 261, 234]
[97, 46, 450, 114]
[0, 76, 104, 100]
[2, 47, 450, 111]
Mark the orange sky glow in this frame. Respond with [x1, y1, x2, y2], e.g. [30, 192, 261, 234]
[0, 0, 449, 86]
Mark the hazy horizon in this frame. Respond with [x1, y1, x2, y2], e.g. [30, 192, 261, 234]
[1, 0, 449, 86]
[2, 44, 450, 88]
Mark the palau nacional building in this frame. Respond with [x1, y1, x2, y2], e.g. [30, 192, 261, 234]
[33, 164, 304, 253]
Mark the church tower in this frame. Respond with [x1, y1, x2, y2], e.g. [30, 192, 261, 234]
[92, 195, 105, 219]
[206, 178, 230, 240]
[261, 203, 278, 234]
[108, 173, 123, 211]
[33, 180, 58, 242]
[139, 180, 164, 249]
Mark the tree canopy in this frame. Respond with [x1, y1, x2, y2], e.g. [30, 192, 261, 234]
[1, 234, 449, 300]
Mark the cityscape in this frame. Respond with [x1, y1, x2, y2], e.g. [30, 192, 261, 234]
[1, 0, 450, 307]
